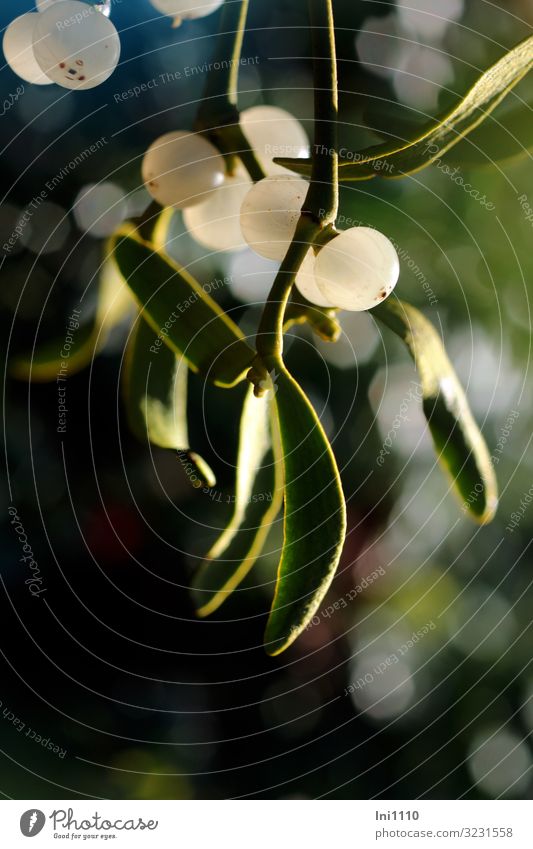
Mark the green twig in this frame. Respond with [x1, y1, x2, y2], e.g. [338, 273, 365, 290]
[305, 0, 339, 225]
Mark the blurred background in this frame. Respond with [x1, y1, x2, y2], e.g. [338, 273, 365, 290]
[0, 0, 532, 799]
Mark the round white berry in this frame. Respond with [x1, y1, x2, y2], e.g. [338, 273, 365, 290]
[33, 1, 120, 90]
[294, 250, 334, 308]
[2, 14, 53, 85]
[240, 106, 309, 175]
[142, 131, 225, 210]
[239, 174, 309, 261]
[73, 182, 128, 238]
[148, 0, 224, 25]
[183, 166, 251, 252]
[314, 227, 400, 311]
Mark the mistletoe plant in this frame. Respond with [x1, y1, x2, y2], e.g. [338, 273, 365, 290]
[13, 1, 533, 655]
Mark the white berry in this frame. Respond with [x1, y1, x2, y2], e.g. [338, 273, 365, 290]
[33, 1, 120, 90]
[294, 250, 334, 307]
[73, 182, 128, 237]
[183, 166, 251, 252]
[314, 227, 400, 311]
[240, 174, 309, 261]
[3, 14, 53, 85]
[142, 131, 225, 210]
[148, 0, 224, 26]
[240, 106, 309, 175]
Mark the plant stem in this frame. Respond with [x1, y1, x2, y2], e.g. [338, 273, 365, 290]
[194, 0, 265, 182]
[254, 0, 339, 368]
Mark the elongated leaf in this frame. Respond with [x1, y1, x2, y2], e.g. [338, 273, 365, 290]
[10, 258, 131, 382]
[264, 364, 346, 656]
[275, 35, 533, 180]
[191, 386, 284, 617]
[372, 299, 498, 524]
[123, 314, 216, 487]
[111, 231, 255, 387]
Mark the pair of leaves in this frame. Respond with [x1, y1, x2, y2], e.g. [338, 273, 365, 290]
[192, 363, 347, 657]
[111, 229, 255, 388]
[275, 34, 533, 180]
[372, 299, 498, 524]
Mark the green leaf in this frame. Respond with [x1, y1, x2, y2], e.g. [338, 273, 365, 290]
[275, 34, 533, 180]
[111, 230, 255, 387]
[372, 299, 498, 524]
[10, 258, 131, 382]
[191, 386, 284, 618]
[264, 364, 346, 656]
[439, 102, 533, 169]
[123, 314, 216, 488]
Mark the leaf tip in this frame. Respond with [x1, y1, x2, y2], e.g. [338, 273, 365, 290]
[467, 488, 499, 526]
